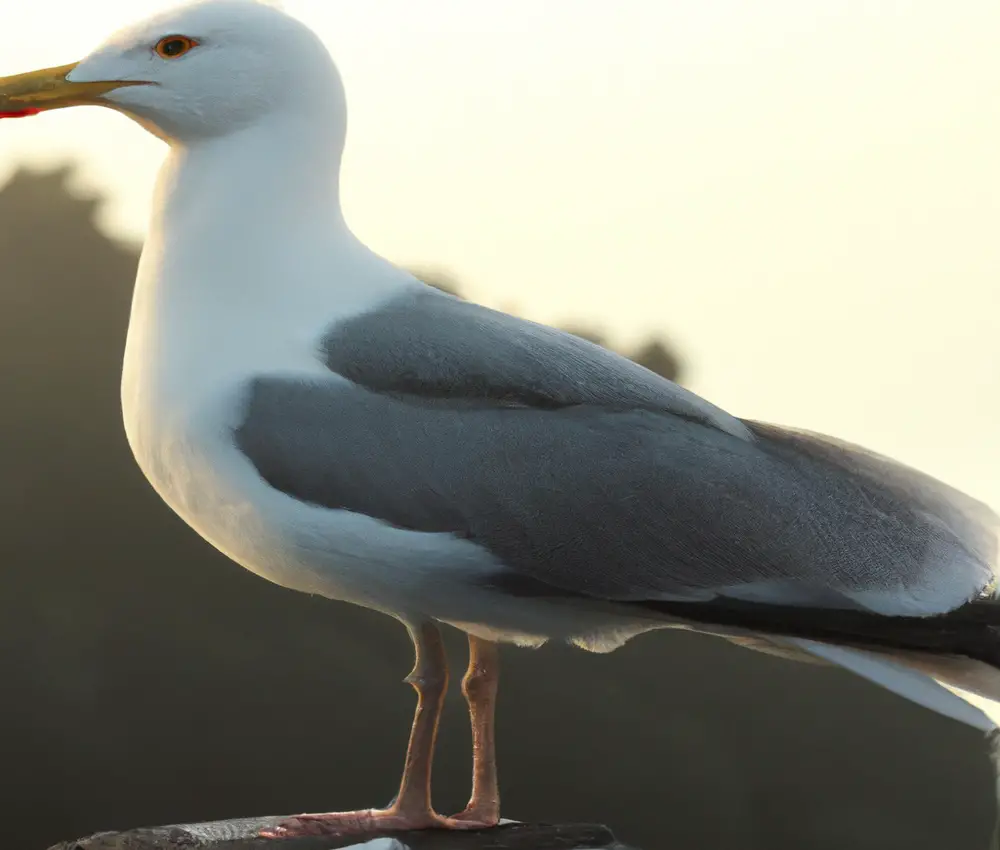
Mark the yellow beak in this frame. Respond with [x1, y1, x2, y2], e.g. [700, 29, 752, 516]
[0, 62, 147, 116]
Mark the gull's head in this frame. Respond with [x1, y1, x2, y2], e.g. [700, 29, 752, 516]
[0, 0, 345, 144]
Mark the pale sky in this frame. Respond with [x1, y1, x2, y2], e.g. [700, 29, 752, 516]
[0, 0, 998, 508]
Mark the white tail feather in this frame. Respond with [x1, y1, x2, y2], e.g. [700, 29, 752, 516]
[788, 638, 1000, 731]
[785, 637, 1000, 849]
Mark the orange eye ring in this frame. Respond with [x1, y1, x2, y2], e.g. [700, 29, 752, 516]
[155, 35, 199, 60]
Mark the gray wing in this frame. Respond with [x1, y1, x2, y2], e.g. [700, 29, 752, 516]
[236, 286, 999, 615]
[320, 286, 751, 439]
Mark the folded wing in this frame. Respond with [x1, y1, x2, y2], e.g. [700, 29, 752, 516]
[236, 284, 998, 619]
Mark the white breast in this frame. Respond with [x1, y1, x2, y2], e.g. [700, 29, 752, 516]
[119, 147, 413, 600]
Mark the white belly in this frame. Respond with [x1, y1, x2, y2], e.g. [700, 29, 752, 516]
[121, 369, 307, 586]
[118, 350, 483, 611]
[119, 363, 665, 650]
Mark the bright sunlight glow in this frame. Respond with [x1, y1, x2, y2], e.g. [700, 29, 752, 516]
[1, 0, 998, 506]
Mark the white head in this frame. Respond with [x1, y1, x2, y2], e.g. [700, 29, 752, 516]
[0, 0, 346, 147]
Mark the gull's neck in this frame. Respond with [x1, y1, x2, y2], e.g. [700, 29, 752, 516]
[123, 109, 410, 416]
[150, 110, 350, 274]
[135, 107, 405, 325]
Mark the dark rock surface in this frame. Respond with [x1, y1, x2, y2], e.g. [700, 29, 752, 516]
[48, 817, 626, 850]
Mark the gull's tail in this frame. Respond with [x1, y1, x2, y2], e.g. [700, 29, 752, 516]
[780, 632, 1000, 850]
[645, 593, 1000, 848]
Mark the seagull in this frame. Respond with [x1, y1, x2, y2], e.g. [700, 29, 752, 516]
[2, 0, 999, 842]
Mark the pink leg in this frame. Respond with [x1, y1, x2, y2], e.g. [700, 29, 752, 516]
[261, 621, 489, 839]
[450, 635, 501, 826]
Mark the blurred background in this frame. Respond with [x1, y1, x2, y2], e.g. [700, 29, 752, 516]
[0, 2, 998, 849]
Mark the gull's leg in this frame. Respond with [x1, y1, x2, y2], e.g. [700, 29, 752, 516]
[391, 620, 450, 822]
[262, 620, 482, 839]
[450, 635, 502, 826]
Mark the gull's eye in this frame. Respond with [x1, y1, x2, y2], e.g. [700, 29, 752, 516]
[155, 35, 199, 60]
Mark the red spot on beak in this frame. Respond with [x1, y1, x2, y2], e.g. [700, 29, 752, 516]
[0, 108, 42, 119]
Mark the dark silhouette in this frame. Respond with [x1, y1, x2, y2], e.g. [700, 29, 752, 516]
[0, 166, 993, 850]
